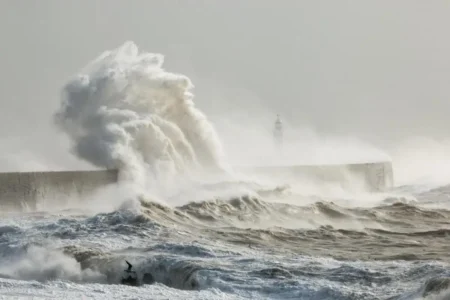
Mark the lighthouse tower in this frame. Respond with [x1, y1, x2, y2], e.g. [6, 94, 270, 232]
[273, 114, 283, 146]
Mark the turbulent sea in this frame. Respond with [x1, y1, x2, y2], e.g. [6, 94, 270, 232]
[1, 42, 449, 300]
[1, 183, 450, 300]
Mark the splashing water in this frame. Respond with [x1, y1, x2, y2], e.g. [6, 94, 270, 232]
[54, 41, 228, 190]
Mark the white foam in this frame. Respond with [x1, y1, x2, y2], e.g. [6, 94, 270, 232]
[0, 245, 105, 283]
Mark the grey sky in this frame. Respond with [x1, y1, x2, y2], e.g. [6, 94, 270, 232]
[1, 1, 450, 168]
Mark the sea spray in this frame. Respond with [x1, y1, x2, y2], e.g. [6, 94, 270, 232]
[54, 41, 228, 191]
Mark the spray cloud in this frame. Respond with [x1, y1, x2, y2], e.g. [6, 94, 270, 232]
[54, 41, 228, 188]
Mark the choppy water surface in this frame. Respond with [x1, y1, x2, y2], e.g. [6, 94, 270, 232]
[1, 182, 450, 300]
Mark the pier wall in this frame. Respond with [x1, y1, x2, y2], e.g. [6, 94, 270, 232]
[0, 161, 393, 211]
[0, 170, 118, 211]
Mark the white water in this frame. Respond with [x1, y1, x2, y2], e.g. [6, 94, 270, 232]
[54, 41, 228, 193]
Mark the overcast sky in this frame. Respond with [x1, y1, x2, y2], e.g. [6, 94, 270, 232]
[1, 1, 450, 168]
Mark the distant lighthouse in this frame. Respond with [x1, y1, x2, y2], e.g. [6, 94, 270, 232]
[273, 114, 283, 146]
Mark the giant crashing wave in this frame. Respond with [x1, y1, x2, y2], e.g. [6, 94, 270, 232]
[54, 41, 230, 196]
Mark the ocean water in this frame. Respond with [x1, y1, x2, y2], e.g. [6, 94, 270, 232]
[1, 42, 449, 300]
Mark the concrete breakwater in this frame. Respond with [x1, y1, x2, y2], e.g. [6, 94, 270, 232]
[239, 162, 394, 192]
[0, 162, 393, 211]
[0, 170, 118, 211]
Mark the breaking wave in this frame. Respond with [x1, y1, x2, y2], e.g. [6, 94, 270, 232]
[2, 193, 450, 298]
[54, 41, 228, 190]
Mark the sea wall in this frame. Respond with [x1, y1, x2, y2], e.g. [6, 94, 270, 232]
[0, 162, 393, 211]
[236, 161, 394, 192]
[0, 170, 118, 211]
